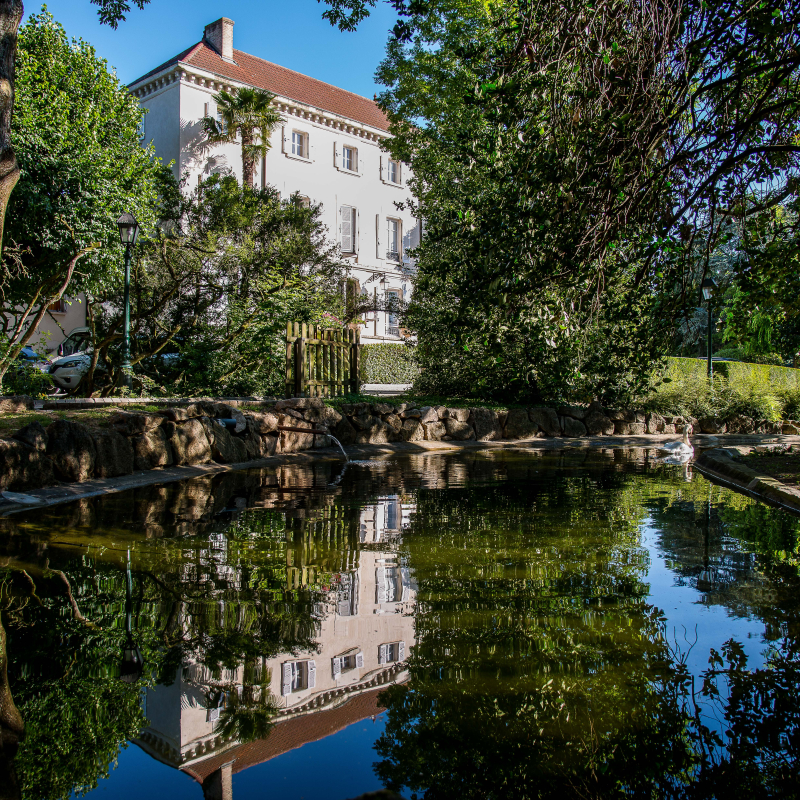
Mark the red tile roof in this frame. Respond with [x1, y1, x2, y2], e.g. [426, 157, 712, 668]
[182, 687, 387, 784]
[133, 42, 390, 132]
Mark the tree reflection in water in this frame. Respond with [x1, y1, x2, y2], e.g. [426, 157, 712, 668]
[0, 449, 796, 799]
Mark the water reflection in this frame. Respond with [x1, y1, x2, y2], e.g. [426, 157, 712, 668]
[0, 449, 797, 799]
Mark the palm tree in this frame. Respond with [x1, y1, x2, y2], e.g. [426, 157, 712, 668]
[202, 88, 283, 189]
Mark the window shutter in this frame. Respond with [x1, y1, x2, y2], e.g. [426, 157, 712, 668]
[380, 155, 386, 182]
[307, 660, 316, 689]
[401, 567, 411, 601]
[356, 652, 364, 669]
[359, 154, 364, 175]
[399, 641, 406, 661]
[281, 662, 292, 695]
[376, 568, 387, 603]
[333, 142, 339, 168]
[332, 656, 342, 677]
[376, 214, 381, 258]
[340, 205, 353, 252]
[378, 644, 388, 665]
[355, 208, 360, 253]
[281, 126, 287, 154]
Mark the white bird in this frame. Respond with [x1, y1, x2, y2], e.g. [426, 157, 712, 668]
[661, 424, 694, 457]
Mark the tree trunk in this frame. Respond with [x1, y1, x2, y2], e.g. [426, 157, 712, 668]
[241, 129, 254, 189]
[0, 2, 24, 256]
[0, 614, 23, 744]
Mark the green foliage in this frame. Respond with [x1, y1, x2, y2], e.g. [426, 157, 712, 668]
[713, 347, 786, 366]
[379, 0, 800, 404]
[647, 358, 800, 420]
[360, 343, 419, 384]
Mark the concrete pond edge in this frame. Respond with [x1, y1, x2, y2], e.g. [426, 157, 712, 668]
[695, 446, 800, 516]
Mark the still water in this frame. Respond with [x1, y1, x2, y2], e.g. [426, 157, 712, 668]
[0, 448, 798, 800]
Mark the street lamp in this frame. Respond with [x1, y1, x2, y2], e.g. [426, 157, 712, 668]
[701, 276, 718, 379]
[116, 213, 140, 388]
[120, 549, 144, 683]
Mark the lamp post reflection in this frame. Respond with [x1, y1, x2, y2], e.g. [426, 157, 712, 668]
[120, 550, 143, 683]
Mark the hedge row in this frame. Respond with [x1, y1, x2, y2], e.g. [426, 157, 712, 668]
[665, 357, 800, 390]
[360, 343, 420, 384]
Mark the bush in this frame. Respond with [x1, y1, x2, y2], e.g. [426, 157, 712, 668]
[360, 343, 419, 384]
[646, 358, 800, 420]
[713, 347, 786, 366]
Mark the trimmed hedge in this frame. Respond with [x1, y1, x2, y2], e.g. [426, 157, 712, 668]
[665, 357, 800, 390]
[360, 343, 419, 384]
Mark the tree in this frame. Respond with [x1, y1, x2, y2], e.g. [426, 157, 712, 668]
[202, 88, 283, 189]
[77, 174, 346, 395]
[0, 10, 166, 388]
[375, 0, 800, 401]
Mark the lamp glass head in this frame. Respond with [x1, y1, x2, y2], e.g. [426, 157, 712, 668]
[701, 276, 718, 301]
[117, 213, 140, 245]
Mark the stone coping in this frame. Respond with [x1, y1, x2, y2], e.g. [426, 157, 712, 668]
[695, 445, 800, 515]
[3, 432, 799, 517]
[41, 396, 279, 410]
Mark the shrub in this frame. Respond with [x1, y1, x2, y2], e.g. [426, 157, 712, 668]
[360, 343, 419, 384]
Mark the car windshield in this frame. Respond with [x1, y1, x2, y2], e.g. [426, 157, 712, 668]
[61, 334, 90, 357]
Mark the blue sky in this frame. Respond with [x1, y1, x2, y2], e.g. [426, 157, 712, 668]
[24, 1, 398, 98]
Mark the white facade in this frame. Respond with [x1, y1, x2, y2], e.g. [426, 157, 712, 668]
[129, 18, 418, 344]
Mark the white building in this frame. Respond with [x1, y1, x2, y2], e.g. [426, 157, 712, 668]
[129, 17, 418, 345]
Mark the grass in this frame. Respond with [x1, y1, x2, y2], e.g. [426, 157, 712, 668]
[0, 404, 168, 438]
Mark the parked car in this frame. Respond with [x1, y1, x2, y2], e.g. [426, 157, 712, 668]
[48, 327, 97, 391]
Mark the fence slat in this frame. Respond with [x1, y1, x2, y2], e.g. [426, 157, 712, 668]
[285, 323, 360, 398]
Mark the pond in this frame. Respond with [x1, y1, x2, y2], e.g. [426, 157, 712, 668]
[0, 447, 798, 800]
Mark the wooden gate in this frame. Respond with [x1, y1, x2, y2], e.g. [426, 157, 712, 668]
[285, 322, 361, 398]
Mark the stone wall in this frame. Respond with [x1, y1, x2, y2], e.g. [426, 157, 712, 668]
[1, 396, 798, 493]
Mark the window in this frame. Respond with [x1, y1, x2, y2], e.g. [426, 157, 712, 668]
[281, 660, 316, 695]
[386, 290, 401, 338]
[332, 651, 364, 677]
[49, 299, 67, 314]
[137, 116, 146, 142]
[386, 219, 401, 261]
[340, 205, 357, 253]
[342, 145, 357, 172]
[292, 131, 307, 158]
[378, 641, 406, 665]
[376, 565, 410, 604]
[296, 195, 311, 209]
[388, 159, 400, 184]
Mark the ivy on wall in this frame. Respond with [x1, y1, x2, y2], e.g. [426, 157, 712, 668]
[360, 344, 420, 384]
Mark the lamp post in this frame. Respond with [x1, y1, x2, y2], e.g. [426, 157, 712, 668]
[116, 213, 140, 388]
[701, 276, 718, 379]
[120, 549, 144, 683]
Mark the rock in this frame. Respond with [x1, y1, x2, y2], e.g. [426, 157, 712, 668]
[614, 421, 646, 435]
[351, 412, 378, 431]
[585, 410, 615, 436]
[355, 418, 391, 445]
[558, 405, 588, 421]
[0, 438, 55, 490]
[13, 422, 48, 452]
[275, 398, 324, 411]
[424, 420, 447, 441]
[444, 417, 475, 440]
[401, 419, 425, 442]
[645, 412, 665, 435]
[419, 406, 439, 424]
[332, 416, 358, 445]
[302, 404, 343, 429]
[0, 395, 34, 413]
[447, 408, 470, 423]
[248, 410, 280, 434]
[131, 428, 174, 470]
[783, 422, 800, 435]
[698, 417, 727, 434]
[169, 418, 212, 465]
[90, 429, 134, 478]
[562, 416, 588, 437]
[400, 407, 422, 419]
[385, 414, 403, 434]
[435, 406, 449, 420]
[161, 407, 189, 423]
[662, 424, 677, 435]
[46, 419, 97, 481]
[278, 415, 316, 452]
[504, 408, 540, 440]
[110, 411, 164, 436]
[261, 434, 279, 456]
[372, 403, 394, 416]
[471, 408, 503, 441]
[529, 407, 561, 437]
[727, 414, 755, 434]
[209, 423, 248, 463]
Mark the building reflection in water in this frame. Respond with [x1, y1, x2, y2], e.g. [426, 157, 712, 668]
[133, 492, 417, 799]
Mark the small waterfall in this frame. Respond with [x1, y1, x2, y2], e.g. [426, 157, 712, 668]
[327, 434, 349, 462]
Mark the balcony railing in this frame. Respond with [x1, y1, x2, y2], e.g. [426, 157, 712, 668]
[386, 250, 400, 262]
[386, 326, 401, 338]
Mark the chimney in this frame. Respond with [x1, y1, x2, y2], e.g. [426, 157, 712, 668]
[203, 18, 235, 63]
